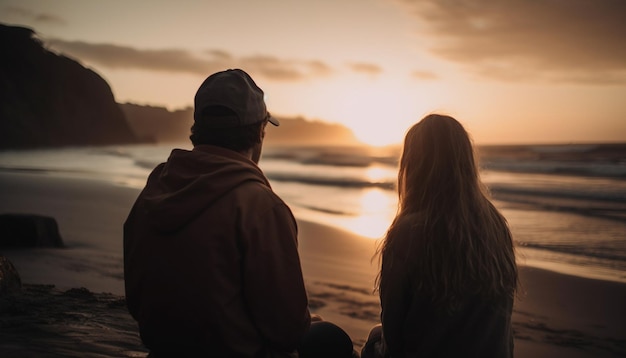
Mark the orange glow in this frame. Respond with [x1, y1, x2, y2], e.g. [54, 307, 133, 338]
[365, 166, 391, 182]
[327, 79, 431, 147]
[338, 189, 396, 239]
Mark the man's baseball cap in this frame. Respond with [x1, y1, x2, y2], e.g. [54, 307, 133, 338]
[193, 69, 279, 127]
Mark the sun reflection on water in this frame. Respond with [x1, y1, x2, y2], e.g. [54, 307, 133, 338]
[365, 166, 393, 183]
[335, 188, 396, 239]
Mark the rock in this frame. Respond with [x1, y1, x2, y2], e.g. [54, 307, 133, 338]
[0, 255, 22, 294]
[0, 24, 140, 149]
[0, 214, 64, 248]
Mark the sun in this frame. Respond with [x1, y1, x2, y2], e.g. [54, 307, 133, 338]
[343, 104, 411, 147]
[351, 124, 404, 147]
[330, 80, 419, 147]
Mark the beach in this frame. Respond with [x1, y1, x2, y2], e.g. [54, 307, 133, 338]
[1, 171, 625, 357]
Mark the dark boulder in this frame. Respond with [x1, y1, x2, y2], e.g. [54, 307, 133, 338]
[0, 255, 22, 294]
[0, 214, 64, 248]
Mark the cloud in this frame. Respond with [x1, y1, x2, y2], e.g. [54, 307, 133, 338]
[398, 0, 626, 84]
[47, 40, 212, 73]
[239, 55, 333, 80]
[46, 39, 334, 81]
[203, 49, 232, 60]
[3, 6, 65, 25]
[347, 62, 383, 76]
[411, 70, 438, 80]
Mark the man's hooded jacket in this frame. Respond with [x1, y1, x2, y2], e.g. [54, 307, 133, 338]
[124, 145, 311, 356]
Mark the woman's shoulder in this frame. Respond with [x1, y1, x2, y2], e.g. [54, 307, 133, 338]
[392, 212, 424, 233]
[386, 212, 425, 251]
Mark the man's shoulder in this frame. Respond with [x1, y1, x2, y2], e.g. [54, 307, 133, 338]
[234, 180, 289, 208]
[230, 181, 297, 229]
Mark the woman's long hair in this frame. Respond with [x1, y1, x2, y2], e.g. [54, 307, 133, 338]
[376, 114, 517, 311]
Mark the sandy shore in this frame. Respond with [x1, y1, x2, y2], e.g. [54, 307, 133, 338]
[1, 171, 625, 357]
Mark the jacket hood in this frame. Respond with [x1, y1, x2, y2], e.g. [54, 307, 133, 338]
[139, 145, 270, 232]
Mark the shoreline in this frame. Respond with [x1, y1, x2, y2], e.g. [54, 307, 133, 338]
[1, 171, 625, 357]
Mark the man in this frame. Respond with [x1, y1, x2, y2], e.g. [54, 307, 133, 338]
[123, 69, 312, 357]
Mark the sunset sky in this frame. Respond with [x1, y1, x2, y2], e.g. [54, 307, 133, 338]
[1, 0, 625, 146]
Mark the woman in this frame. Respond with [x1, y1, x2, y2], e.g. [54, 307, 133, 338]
[362, 114, 518, 358]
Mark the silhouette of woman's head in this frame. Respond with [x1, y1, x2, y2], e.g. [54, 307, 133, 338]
[397, 114, 479, 216]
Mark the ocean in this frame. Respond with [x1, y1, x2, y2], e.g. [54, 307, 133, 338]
[0, 142, 625, 284]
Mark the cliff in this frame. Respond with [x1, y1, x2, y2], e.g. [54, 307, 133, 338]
[0, 24, 139, 149]
[264, 115, 361, 146]
[121, 102, 362, 146]
[120, 103, 193, 143]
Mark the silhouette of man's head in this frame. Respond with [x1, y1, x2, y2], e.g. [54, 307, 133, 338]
[190, 69, 278, 152]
